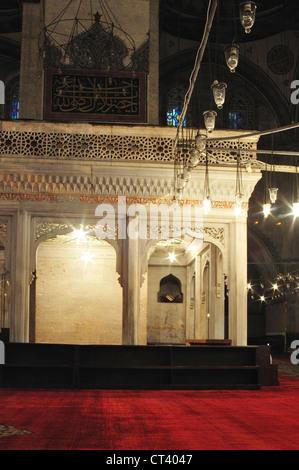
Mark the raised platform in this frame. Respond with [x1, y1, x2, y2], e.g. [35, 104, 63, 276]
[186, 339, 232, 346]
[0, 343, 278, 390]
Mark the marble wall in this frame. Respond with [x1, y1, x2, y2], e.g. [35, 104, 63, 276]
[35, 240, 122, 345]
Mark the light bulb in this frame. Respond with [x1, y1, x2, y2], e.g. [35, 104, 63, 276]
[263, 203, 271, 218]
[293, 202, 299, 218]
[169, 252, 176, 263]
[234, 200, 242, 216]
[203, 198, 211, 214]
[81, 251, 93, 263]
[72, 227, 87, 243]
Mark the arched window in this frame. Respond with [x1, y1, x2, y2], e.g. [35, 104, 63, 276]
[158, 274, 183, 303]
[166, 87, 192, 127]
[228, 93, 254, 130]
[5, 80, 19, 120]
[10, 83, 19, 120]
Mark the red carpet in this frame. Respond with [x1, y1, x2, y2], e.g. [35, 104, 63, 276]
[0, 375, 299, 450]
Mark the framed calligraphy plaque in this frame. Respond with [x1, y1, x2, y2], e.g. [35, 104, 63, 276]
[44, 68, 147, 123]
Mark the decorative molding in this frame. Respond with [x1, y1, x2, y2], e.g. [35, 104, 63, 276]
[204, 227, 225, 245]
[0, 191, 249, 211]
[35, 222, 73, 241]
[0, 129, 256, 164]
[0, 219, 8, 241]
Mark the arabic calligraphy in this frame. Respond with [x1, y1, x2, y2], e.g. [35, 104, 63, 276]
[51, 74, 141, 116]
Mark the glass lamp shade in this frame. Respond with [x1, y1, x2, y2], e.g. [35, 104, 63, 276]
[269, 187, 278, 204]
[211, 81, 227, 109]
[234, 200, 242, 216]
[203, 110, 217, 133]
[195, 132, 207, 153]
[263, 203, 271, 218]
[203, 198, 211, 214]
[183, 166, 192, 182]
[293, 202, 299, 218]
[189, 148, 200, 167]
[177, 174, 186, 190]
[239, 1, 257, 34]
[224, 44, 240, 73]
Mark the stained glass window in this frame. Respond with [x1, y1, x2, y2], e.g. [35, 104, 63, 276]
[10, 84, 19, 120]
[166, 88, 192, 127]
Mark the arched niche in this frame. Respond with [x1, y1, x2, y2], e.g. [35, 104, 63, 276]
[158, 273, 183, 303]
[33, 229, 123, 345]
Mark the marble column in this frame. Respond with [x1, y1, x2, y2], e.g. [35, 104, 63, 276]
[122, 217, 140, 345]
[229, 218, 248, 346]
[10, 210, 31, 342]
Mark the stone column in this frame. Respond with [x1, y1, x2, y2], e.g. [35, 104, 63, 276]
[229, 218, 248, 346]
[10, 210, 31, 342]
[122, 217, 140, 345]
[185, 261, 196, 339]
[194, 254, 202, 338]
[209, 245, 225, 339]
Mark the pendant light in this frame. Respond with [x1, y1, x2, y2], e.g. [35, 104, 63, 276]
[195, 132, 207, 153]
[224, 44, 240, 73]
[263, 162, 271, 218]
[211, 80, 227, 109]
[203, 110, 217, 133]
[239, 2, 257, 34]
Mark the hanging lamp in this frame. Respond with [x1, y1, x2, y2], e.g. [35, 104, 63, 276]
[224, 44, 240, 73]
[239, 2, 257, 34]
[211, 80, 227, 109]
[203, 110, 217, 133]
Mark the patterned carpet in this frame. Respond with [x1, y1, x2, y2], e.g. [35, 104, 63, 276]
[0, 424, 32, 438]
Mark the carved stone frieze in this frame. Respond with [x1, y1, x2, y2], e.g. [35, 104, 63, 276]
[0, 219, 8, 241]
[35, 222, 72, 241]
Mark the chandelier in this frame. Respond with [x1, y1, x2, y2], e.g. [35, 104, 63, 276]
[38, 0, 137, 71]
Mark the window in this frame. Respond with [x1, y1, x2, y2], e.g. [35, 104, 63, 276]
[10, 84, 19, 120]
[5, 80, 19, 120]
[228, 93, 254, 130]
[166, 87, 192, 127]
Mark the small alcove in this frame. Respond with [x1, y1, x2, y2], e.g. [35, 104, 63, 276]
[157, 274, 183, 303]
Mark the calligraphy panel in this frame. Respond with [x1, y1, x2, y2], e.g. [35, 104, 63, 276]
[45, 69, 147, 123]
